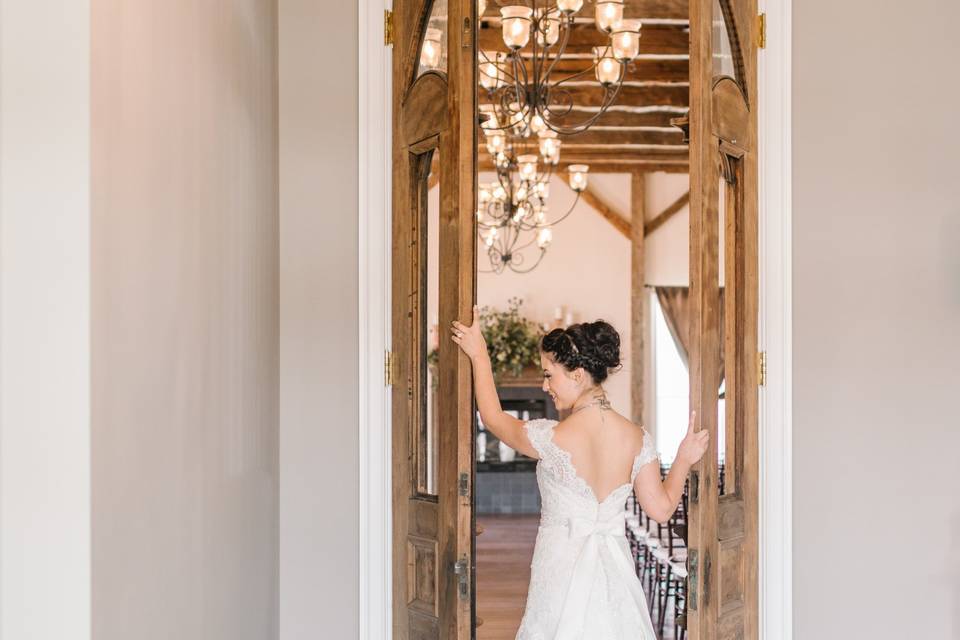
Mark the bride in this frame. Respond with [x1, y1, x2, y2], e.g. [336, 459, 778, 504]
[451, 308, 708, 640]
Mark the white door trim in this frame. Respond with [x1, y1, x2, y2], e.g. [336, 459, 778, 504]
[757, 0, 793, 637]
[358, 1, 392, 639]
[357, 1, 792, 637]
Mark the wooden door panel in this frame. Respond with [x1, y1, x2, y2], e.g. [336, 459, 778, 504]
[392, 1, 476, 639]
[688, 0, 758, 638]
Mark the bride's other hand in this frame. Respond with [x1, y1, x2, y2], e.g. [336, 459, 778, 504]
[675, 411, 708, 467]
[451, 306, 487, 360]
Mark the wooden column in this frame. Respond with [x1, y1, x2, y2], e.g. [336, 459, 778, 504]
[630, 172, 648, 428]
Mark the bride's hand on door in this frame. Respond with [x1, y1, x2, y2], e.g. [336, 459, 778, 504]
[676, 411, 709, 467]
[450, 306, 487, 360]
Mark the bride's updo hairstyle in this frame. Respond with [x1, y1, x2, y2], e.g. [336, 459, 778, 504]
[541, 320, 622, 384]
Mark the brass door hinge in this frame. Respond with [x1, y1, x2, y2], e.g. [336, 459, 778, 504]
[384, 350, 395, 386]
[757, 13, 767, 49]
[757, 350, 767, 386]
[384, 10, 394, 46]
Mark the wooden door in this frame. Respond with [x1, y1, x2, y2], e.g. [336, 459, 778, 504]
[390, 1, 477, 639]
[686, 0, 759, 638]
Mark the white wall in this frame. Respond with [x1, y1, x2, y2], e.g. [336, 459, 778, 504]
[91, 2, 279, 639]
[279, 1, 359, 638]
[0, 2, 91, 638]
[793, 1, 960, 637]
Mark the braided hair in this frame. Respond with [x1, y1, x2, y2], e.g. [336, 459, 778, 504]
[540, 320, 622, 384]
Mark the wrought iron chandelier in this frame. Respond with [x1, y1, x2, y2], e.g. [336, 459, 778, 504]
[479, 0, 643, 135]
[478, 115, 589, 273]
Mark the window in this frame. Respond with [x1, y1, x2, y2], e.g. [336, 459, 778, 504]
[652, 292, 688, 464]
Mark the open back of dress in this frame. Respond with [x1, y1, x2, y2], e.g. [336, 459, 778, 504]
[516, 419, 659, 640]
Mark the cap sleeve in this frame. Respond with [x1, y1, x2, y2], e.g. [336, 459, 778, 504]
[630, 427, 659, 482]
[524, 418, 558, 459]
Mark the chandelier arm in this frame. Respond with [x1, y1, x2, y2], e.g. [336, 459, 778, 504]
[540, 14, 574, 88]
[549, 64, 597, 87]
[508, 248, 547, 274]
[511, 235, 541, 253]
[538, 190, 581, 227]
[542, 59, 627, 134]
[545, 96, 617, 135]
[489, 60, 519, 85]
[510, 54, 530, 116]
[530, 7, 543, 110]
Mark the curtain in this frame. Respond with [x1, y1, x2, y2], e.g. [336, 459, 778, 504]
[654, 286, 691, 369]
[653, 286, 725, 382]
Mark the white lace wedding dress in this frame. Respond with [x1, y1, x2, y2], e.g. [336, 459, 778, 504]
[516, 418, 659, 640]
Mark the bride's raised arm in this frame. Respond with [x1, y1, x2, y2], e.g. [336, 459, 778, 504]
[633, 411, 709, 523]
[451, 306, 539, 459]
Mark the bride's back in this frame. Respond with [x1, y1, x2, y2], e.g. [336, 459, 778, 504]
[551, 408, 647, 502]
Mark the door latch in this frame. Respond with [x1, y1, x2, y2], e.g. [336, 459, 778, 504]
[458, 472, 470, 497]
[688, 549, 699, 611]
[453, 556, 470, 599]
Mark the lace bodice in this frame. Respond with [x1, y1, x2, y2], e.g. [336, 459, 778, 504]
[524, 418, 658, 526]
[516, 418, 660, 639]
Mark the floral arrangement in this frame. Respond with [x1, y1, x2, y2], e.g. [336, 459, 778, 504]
[427, 298, 545, 379]
[480, 297, 544, 380]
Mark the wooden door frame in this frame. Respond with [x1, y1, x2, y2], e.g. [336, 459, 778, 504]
[356, 1, 792, 639]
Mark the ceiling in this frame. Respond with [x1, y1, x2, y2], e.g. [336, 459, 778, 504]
[478, 0, 691, 174]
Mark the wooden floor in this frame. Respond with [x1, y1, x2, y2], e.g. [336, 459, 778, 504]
[475, 515, 539, 639]
[475, 515, 676, 639]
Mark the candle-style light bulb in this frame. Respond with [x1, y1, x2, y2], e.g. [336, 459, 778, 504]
[556, 0, 584, 14]
[535, 9, 561, 47]
[537, 228, 553, 248]
[595, 0, 624, 33]
[611, 20, 642, 62]
[538, 130, 561, 164]
[594, 46, 622, 85]
[529, 113, 546, 135]
[485, 132, 505, 155]
[568, 164, 589, 192]
[501, 6, 533, 49]
[518, 154, 538, 181]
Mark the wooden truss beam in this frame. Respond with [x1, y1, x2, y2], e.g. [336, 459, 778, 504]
[644, 190, 690, 235]
[557, 169, 631, 238]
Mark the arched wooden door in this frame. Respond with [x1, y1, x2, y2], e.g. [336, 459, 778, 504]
[687, 0, 760, 638]
[390, 1, 477, 639]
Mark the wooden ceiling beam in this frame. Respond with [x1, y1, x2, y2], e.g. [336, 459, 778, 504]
[480, 161, 688, 174]
[481, 57, 689, 83]
[496, 82, 687, 108]
[543, 58, 689, 83]
[493, 147, 687, 161]
[481, 0, 689, 20]
[478, 154, 688, 171]
[644, 190, 689, 235]
[556, 128, 686, 145]
[477, 23, 689, 55]
[549, 108, 688, 128]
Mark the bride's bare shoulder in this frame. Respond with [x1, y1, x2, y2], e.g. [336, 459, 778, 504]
[603, 411, 648, 447]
